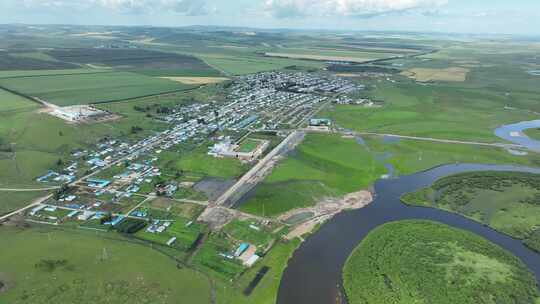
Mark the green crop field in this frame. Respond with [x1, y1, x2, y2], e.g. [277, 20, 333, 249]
[343, 220, 540, 304]
[0, 71, 191, 106]
[239, 134, 385, 216]
[0, 69, 111, 79]
[0, 227, 212, 304]
[0, 88, 37, 112]
[320, 45, 540, 143]
[402, 171, 540, 252]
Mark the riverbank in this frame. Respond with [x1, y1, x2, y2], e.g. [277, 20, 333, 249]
[343, 220, 540, 304]
[277, 164, 540, 304]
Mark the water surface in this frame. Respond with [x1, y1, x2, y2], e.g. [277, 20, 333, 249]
[278, 164, 540, 304]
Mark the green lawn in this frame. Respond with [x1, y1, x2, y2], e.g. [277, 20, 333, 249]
[237, 139, 259, 153]
[401, 171, 540, 252]
[343, 220, 540, 304]
[0, 227, 211, 304]
[240, 133, 385, 216]
[0, 71, 191, 106]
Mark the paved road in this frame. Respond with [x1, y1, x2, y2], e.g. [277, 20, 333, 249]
[0, 187, 60, 192]
[214, 130, 304, 207]
[340, 130, 526, 149]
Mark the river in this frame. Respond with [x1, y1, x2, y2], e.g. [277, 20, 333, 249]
[495, 120, 540, 153]
[277, 164, 540, 304]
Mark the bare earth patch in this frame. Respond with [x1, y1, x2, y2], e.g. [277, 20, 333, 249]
[264, 52, 373, 63]
[280, 190, 373, 240]
[402, 67, 470, 82]
[160, 77, 229, 85]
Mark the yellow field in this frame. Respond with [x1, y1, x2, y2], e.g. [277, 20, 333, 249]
[264, 52, 373, 63]
[401, 67, 470, 82]
[159, 77, 229, 85]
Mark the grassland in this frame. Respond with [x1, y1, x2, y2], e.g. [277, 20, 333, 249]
[216, 239, 302, 304]
[343, 220, 540, 304]
[0, 191, 46, 216]
[0, 226, 212, 304]
[363, 136, 540, 176]
[401, 171, 540, 252]
[0, 71, 191, 106]
[321, 45, 540, 143]
[525, 128, 540, 141]
[321, 80, 537, 142]
[158, 144, 248, 180]
[0, 88, 37, 112]
[239, 134, 385, 217]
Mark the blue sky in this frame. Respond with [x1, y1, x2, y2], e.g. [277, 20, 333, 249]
[2, 0, 540, 35]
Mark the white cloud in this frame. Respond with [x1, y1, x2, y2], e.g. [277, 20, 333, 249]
[265, 0, 448, 18]
[20, 0, 210, 15]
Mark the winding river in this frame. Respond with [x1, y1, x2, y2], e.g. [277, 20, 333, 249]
[277, 164, 540, 304]
[495, 120, 540, 152]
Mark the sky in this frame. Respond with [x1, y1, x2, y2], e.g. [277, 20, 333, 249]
[1, 0, 540, 35]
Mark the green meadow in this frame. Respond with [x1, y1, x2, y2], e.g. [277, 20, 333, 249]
[363, 135, 540, 176]
[343, 220, 540, 304]
[0, 227, 212, 304]
[0, 89, 38, 112]
[240, 133, 385, 217]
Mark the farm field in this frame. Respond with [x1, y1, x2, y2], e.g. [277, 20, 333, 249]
[264, 51, 395, 63]
[0, 69, 111, 78]
[199, 54, 325, 75]
[343, 220, 540, 304]
[321, 80, 538, 142]
[401, 171, 540, 252]
[45, 48, 220, 77]
[0, 227, 212, 304]
[401, 67, 469, 82]
[160, 76, 229, 85]
[0, 88, 37, 112]
[320, 47, 540, 142]
[0, 71, 191, 106]
[239, 133, 385, 217]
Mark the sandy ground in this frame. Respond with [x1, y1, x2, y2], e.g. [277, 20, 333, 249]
[160, 77, 229, 85]
[265, 52, 373, 63]
[401, 67, 469, 82]
[281, 190, 373, 240]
